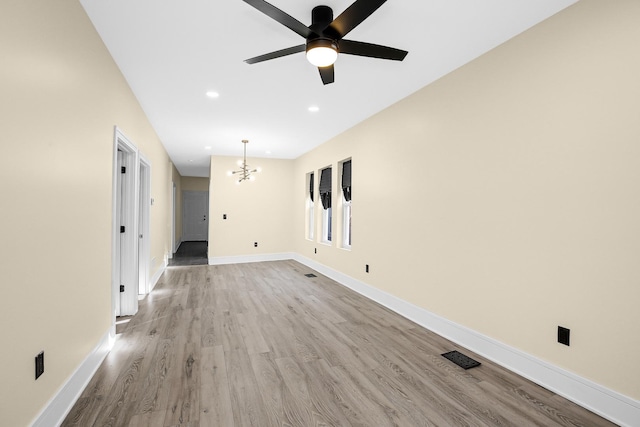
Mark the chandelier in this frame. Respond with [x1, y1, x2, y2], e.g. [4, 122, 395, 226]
[228, 139, 260, 183]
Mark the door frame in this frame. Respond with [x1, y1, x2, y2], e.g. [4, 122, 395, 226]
[171, 182, 177, 255]
[138, 155, 151, 295]
[111, 127, 140, 325]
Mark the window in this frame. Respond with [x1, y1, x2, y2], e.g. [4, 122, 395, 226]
[307, 172, 314, 240]
[319, 167, 332, 242]
[341, 160, 351, 249]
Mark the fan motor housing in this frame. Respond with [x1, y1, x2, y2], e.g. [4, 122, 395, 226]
[311, 5, 333, 26]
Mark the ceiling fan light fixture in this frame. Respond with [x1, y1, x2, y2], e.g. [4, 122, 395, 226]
[306, 39, 338, 67]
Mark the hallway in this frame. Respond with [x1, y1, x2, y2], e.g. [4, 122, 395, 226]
[168, 241, 208, 266]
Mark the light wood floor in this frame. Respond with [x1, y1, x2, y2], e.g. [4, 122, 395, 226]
[63, 261, 615, 426]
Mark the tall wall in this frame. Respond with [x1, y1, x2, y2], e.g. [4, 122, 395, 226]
[0, 1, 173, 425]
[293, 0, 640, 400]
[181, 176, 210, 192]
[208, 156, 293, 260]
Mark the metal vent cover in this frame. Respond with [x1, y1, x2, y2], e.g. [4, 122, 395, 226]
[442, 350, 481, 369]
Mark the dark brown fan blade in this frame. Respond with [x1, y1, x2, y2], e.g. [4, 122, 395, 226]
[318, 65, 335, 85]
[242, 0, 311, 38]
[328, 0, 387, 38]
[339, 39, 407, 61]
[244, 45, 306, 64]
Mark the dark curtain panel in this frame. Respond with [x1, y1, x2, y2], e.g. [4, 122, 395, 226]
[341, 160, 351, 201]
[309, 172, 314, 202]
[319, 167, 332, 209]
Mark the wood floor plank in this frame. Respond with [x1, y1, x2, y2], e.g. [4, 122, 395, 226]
[62, 261, 616, 427]
[199, 307, 219, 347]
[236, 312, 270, 355]
[199, 345, 234, 427]
[225, 346, 269, 427]
[249, 352, 291, 426]
[332, 363, 415, 426]
[133, 338, 174, 415]
[305, 358, 389, 427]
[257, 313, 297, 359]
[276, 355, 356, 427]
[163, 339, 200, 426]
[127, 410, 166, 427]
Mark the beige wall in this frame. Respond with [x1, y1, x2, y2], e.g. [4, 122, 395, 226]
[0, 1, 172, 425]
[208, 156, 293, 258]
[181, 176, 209, 192]
[293, 0, 640, 400]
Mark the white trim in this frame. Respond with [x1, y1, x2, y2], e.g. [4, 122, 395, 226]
[321, 206, 332, 243]
[138, 154, 151, 295]
[149, 261, 166, 292]
[292, 253, 640, 427]
[171, 182, 176, 258]
[169, 238, 182, 259]
[341, 199, 351, 250]
[30, 330, 113, 427]
[209, 252, 294, 266]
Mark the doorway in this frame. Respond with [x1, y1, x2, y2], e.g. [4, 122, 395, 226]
[169, 241, 208, 266]
[182, 190, 209, 241]
[112, 128, 150, 320]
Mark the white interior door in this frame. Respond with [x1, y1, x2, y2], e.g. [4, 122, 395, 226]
[182, 190, 208, 241]
[112, 128, 139, 319]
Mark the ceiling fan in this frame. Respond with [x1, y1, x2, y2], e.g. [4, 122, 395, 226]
[242, 0, 408, 85]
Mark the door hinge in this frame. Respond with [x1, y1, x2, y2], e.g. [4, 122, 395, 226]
[121, 166, 126, 173]
[120, 225, 125, 233]
[120, 285, 125, 292]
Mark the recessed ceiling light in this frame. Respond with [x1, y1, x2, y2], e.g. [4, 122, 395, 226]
[308, 105, 319, 112]
[265, 150, 272, 155]
[206, 91, 219, 98]
[204, 146, 212, 150]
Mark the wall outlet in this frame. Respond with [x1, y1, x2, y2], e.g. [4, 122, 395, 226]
[35, 351, 44, 380]
[223, 214, 227, 220]
[254, 242, 258, 247]
[314, 248, 317, 254]
[365, 264, 369, 273]
[558, 326, 570, 346]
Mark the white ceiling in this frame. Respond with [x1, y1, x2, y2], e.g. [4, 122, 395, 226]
[80, 0, 577, 177]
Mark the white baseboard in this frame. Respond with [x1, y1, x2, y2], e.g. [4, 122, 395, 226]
[172, 238, 182, 255]
[31, 329, 113, 427]
[209, 252, 294, 266]
[149, 261, 166, 292]
[293, 254, 640, 427]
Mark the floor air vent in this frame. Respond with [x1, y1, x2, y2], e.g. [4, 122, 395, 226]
[441, 350, 481, 369]
[304, 273, 317, 278]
